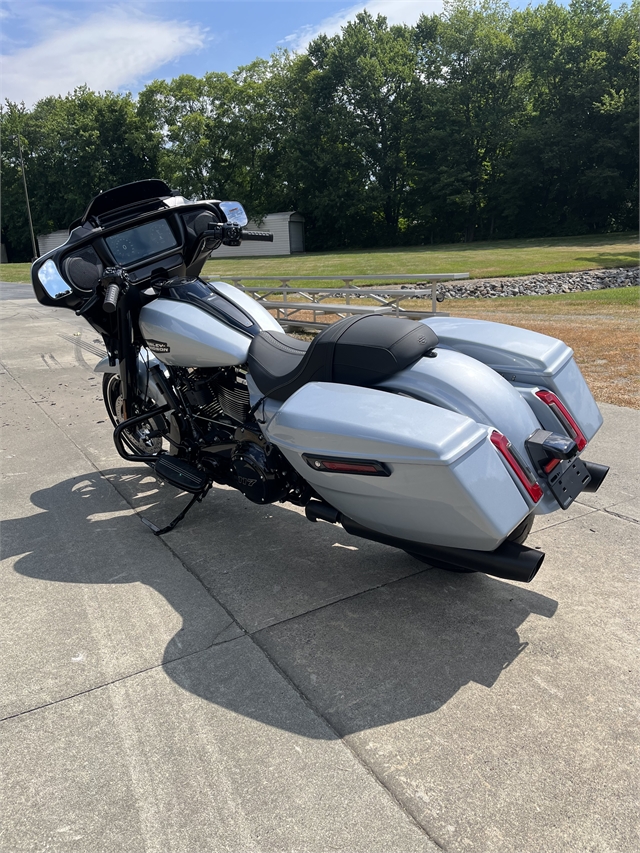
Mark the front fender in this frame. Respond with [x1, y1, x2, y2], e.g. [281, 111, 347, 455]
[94, 348, 169, 408]
[94, 346, 161, 374]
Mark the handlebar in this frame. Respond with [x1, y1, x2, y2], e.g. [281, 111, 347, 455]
[204, 224, 273, 244]
[241, 230, 273, 242]
[103, 283, 120, 314]
[101, 266, 129, 314]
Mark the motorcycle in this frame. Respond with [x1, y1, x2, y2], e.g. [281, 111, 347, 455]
[31, 179, 609, 584]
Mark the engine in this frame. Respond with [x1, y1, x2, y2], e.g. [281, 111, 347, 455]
[174, 367, 305, 505]
[177, 366, 251, 424]
[231, 426, 290, 505]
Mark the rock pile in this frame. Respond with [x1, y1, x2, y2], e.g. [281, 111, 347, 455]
[431, 266, 637, 301]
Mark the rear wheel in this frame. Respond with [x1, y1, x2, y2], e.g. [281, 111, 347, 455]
[507, 512, 535, 545]
[404, 513, 535, 572]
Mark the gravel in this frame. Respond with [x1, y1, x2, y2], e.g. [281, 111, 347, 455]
[428, 266, 638, 301]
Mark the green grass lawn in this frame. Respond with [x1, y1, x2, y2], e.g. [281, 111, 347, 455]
[4, 232, 637, 284]
[0, 263, 36, 283]
[203, 232, 638, 281]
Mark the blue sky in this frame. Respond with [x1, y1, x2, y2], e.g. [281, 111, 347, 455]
[0, 0, 625, 106]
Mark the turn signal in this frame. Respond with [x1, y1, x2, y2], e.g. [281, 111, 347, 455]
[535, 390, 587, 451]
[490, 431, 544, 503]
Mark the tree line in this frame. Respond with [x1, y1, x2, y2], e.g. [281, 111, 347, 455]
[1, 0, 637, 261]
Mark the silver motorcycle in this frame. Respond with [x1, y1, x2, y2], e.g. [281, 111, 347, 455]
[32, 180, 609, 584]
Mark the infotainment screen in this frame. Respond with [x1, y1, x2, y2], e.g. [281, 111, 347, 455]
[105, 219, 178, 265]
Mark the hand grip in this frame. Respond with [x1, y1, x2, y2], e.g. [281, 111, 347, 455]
[241, 230, 274, 242]
[103, 283, 120, 314]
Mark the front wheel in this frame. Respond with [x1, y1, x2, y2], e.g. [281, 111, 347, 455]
[102, 373, 165, 456]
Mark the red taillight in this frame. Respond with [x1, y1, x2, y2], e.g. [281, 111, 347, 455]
[543, 457, 561, 474]
[322, 461, 381, 474]
[490, 430, 544, 503]
[303, 455, 391, 476]
[535, 390, 587, 451]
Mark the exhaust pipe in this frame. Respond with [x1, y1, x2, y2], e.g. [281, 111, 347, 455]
[306, 500, 341, 524]
[582, 460, 609, 493]
[305, 500, 544, 583]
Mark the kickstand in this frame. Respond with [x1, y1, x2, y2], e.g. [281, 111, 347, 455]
[141, 483, 212, 535]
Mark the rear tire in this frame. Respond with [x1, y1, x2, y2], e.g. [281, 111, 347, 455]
[508, 512, 535, 545]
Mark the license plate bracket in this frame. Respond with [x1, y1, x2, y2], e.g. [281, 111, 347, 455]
[547, 457, 592, 509]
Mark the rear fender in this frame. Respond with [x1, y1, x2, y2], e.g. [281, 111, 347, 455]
[378, 348, 540, 459]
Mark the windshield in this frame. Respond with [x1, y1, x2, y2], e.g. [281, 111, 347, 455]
[105, 219, 178, 265]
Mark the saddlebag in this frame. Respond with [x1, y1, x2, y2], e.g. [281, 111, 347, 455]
[263, 382, 531, 551]
[422, 317, 602, 440]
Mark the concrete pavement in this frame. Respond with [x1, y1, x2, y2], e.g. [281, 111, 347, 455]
[1, 285, 638, 852]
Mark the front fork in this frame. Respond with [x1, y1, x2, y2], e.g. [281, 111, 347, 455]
[116, 288, 142, 421]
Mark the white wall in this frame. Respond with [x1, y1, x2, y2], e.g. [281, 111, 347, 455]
[37, 230, 69, 256]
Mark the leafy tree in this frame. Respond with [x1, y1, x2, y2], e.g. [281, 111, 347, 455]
[138, 54, 296, 219]
[1, 2, 637, 257]
[407, 0, 528, 243]
[499, 0, 639, 235]
[284, 12, 419, 247]
[1, 88, 160, 261]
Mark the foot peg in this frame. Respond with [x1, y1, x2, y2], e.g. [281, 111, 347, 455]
[153, 454, 210, 493]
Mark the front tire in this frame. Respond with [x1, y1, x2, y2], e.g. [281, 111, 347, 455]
[102, 373, 164, 456]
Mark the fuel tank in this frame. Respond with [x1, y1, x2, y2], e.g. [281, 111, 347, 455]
[139, 279, 282, 367]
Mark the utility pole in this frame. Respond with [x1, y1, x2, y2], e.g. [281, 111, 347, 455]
[16, 133, 39, 259]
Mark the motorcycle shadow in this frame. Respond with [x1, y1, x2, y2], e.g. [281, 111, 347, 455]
[8, 467, 559, 736]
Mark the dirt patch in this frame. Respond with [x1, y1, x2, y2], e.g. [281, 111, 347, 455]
[464, 315, 637, 408]
[448, 303, 639, 409]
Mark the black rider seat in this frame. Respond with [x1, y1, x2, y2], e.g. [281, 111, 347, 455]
[247, 314, 439, 402]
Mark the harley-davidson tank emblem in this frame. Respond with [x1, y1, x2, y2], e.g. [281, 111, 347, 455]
[146, 339, 170, 353]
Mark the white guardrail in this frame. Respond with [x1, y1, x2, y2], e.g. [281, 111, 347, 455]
[204, 274, 470, 329]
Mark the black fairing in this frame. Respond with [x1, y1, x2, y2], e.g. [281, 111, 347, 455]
[248, 314, 439, 401]
[79, 180, 173, 225]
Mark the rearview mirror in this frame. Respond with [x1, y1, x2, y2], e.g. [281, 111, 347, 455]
[38, 259, 72, 299]
[219, 201, 248, 227]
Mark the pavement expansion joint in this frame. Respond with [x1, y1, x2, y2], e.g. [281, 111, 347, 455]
[0, 626, 248, 725]
[532, 506, 599, 534]
[2, 359, 246, 629]
[248, 629, 447, 852]
[602, 507, 638, 524]
[250, 565, 432, 637]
